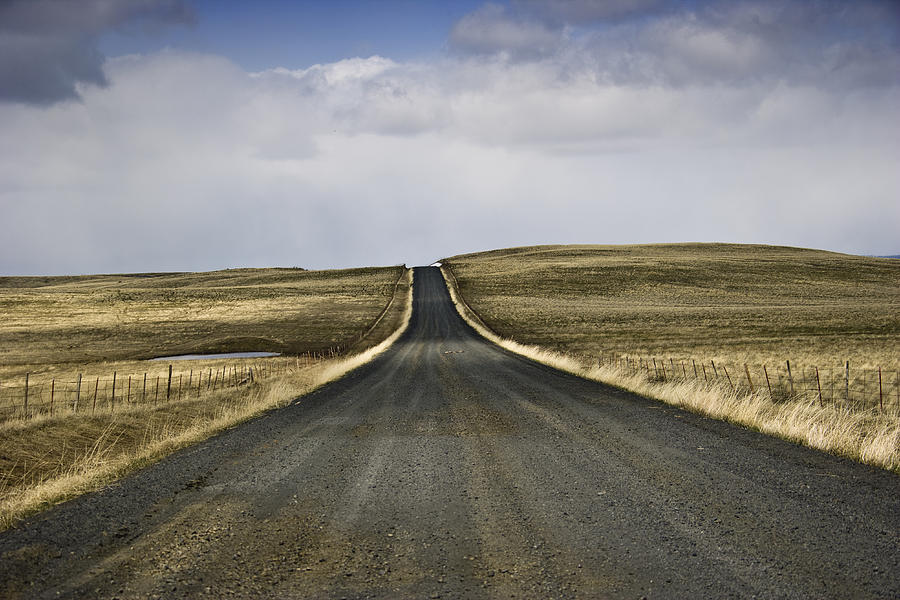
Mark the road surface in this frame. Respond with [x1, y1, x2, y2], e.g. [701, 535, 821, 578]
[1, 267, 897, 598]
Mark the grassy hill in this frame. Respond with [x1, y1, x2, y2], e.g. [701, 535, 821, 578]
[443, 243, 899, 371]
[0, 266, 406, 372]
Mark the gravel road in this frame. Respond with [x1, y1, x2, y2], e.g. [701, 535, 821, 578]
[1, 266, 897, 599]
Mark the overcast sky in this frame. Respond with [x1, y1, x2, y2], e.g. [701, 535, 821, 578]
[1, 0, 898, 275]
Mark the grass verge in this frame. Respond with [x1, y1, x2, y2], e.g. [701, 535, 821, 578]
[0, 270, 413, 531]
[441, 262, 900, 473]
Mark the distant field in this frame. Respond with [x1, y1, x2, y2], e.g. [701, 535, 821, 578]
[0, 265, 406, 377]
[443, 244, 899, 371]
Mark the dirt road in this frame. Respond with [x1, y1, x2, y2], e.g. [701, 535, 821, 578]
[1, 267, 897, 598]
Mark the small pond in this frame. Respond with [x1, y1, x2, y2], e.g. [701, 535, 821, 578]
[150, 352, 281, 361]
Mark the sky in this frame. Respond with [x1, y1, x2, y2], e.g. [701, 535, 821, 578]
[1, 0, 898, 275]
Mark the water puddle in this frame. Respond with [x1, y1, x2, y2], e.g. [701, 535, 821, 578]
[150, 351, 281, 361]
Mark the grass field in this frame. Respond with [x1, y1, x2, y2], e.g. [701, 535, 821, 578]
[0, 265, 406, 372]
[443, 244, 899, 371]
[0, 266, 413, 530]
[442, 244, 900, 471]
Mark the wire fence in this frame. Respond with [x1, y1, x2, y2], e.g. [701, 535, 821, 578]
[0, 348, 345, 423]
[598, 353, 900, 415]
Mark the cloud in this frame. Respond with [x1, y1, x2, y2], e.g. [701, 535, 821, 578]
[514, 0, 666, 24]
[1, 1, 898, 275]
[449, 3, 563, 59]
[0, 0, 193, 105]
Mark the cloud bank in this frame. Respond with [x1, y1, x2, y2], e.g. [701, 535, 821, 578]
[1, 0, 898, 274]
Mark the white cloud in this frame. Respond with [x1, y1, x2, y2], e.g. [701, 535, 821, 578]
[1, 2, 899, 275]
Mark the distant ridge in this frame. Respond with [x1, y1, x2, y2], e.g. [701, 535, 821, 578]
[878, 255, 900, 259]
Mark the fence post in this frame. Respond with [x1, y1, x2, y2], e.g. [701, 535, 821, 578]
[178, 374, 182, 400]
[167, 365, 173, 400]
[815, 367, 823, 406]
[197, 371, 202, 397]
[24, 373, 29, 419]
[722, 365, 733, 390]
[763, 365, 772, 398]
[92, 376, 99, 413]
[143, 373, 147, 403]
[878, 367, 883, 412]
[681, 361, 687, 380]
[845, 361, 850, 402]
[75, 373, 82, 413]
[249, 367, 254, 383]
[155, 375, 160, 402]
[111, 371, 117, 409]
[702, 364, 708, 383]
[711, 360, 719, 379]
[50, 379, 55, 416]
[692, 359, 698, 379]
[744, 364, 754, 394]
[786, 360, 794, 395]
[127, 376, 131, 403]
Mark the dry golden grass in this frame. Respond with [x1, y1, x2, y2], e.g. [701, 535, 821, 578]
[440, 245, 900, 472]
[0, 265, 405, 370]
[444, 243, 899, 371]
[0, 268, 413, 531]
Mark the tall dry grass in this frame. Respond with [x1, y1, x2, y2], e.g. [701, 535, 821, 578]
[441, 264, 900, 473]
[0, 270, 413, 531]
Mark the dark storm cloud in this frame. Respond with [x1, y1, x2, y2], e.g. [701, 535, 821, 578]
[0, 0, 193, 105]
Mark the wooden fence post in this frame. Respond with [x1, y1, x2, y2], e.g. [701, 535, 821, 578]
[744, 364, 754, 394]
[702, 364, 708, 383]
[692, 359, 698, 379]
[878, 367, 883, 412]
[92, 376, 99, 413]
[50, 379, 55, 416]
[23, 373, 29, 420]
[815, 367, 823, 406]
[763, 365, 772, 398]
[111, 371, 117, 410]
[178, 374, 182, 400]
[845, 361, 850, 402]
[786, 360, 794, 395]
[142, 373, 147, 403]
[75, 373, 82, 413]
[155, 375, 160, 402]
[681, 361, 687, 380]
[722, 365, 733, 390]
[166, 365, 173, 400]
[197, 371, 202, 397]
[711, 360, 719, 379]
[127, 375, 131, 403]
